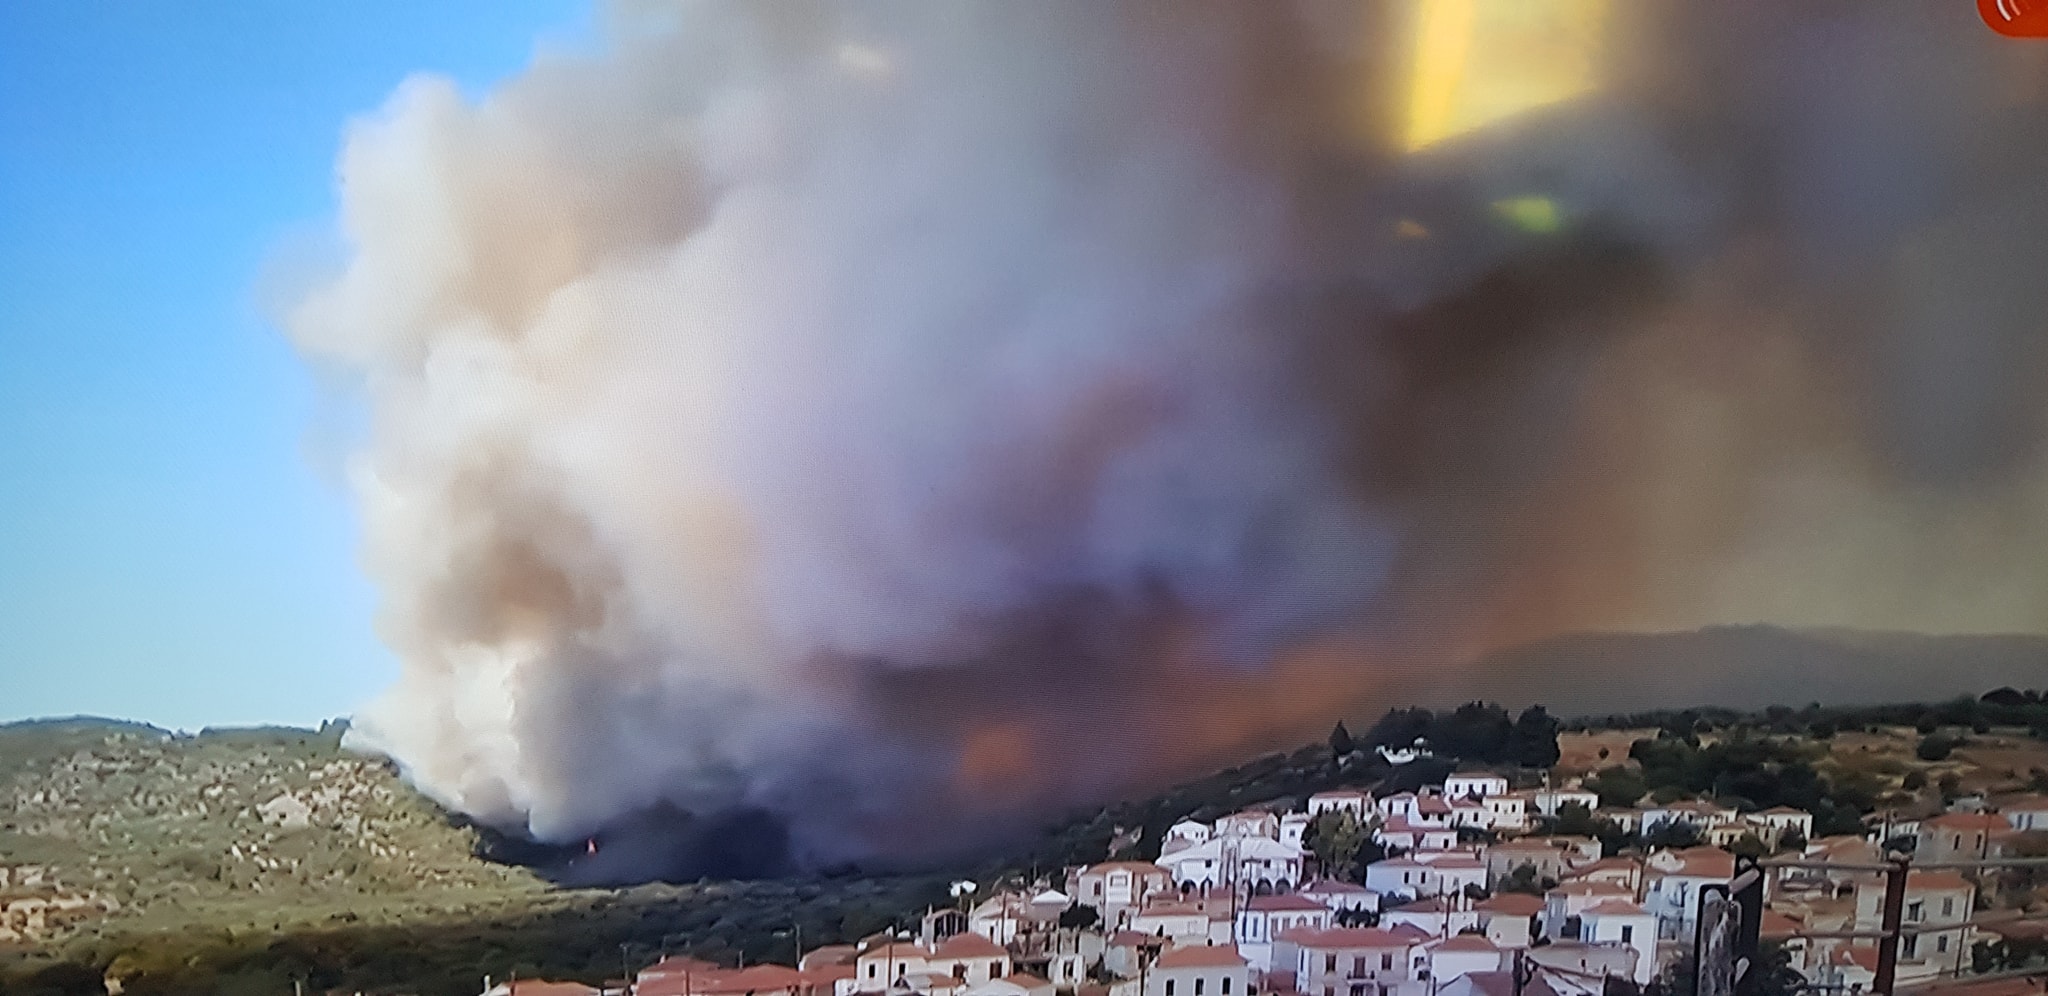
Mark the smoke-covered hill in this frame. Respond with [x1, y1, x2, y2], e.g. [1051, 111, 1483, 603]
[1448, 625, 2048, 715]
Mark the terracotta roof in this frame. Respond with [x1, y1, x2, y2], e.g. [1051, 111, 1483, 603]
[1756, 806, 1810, 816]
[1385, 924, 1432, 944]
[1477, 894, 1545, 916]
[1082, 861, 1170, 875]
[1450, 971, 1564, 996]
[934, 933, 1008, 959]
[801, 947, 860, 970]
[1435, 934, 1498, 952]
[1002, 973, 1052, 987]
[1109, 931, 1155, 947]
[1302, 879, 1371, 893]
[1275, 926, 1415, 949]
[1759, 911, 1805, 939]
[1391, 896, 1458, 914]
[1650, 847, 1736, 878]
[1155, 945, 1246, 969]
[500, 984, 600, 996]
[1907, 870, 1974, 892]
[1925, 812, 2012, 832]
[1249, 894, 1331, 912]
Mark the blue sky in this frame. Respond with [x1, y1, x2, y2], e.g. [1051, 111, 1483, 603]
[0, 1, 592, 730]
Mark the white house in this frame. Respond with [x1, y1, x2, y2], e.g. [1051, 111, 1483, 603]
[1643, 847, 1735, 940]
[1235, 894, 1334, 974]
[1381, 895, 1480, 938]
[1365, 853, 1486, 902]
[1484, 794, 1531, 832]
[1157, 836, 1304, 894]
[1424, 934, 1505, 983]
[1070, 862, 1175, 928]
[1474, 893, 1544, 949]
[1281, 812, 1313, 849]
[1746, 806, 1814, 845]
[1216, 811, 1281, 840]
[1374, 817, 1458, 853]
[1541, 881, 1635, 941]
[1310, 791, 1373, 819]
[1576, 900, 1657, 984]
[1445, 773, 1511, 800]
[1274, 926, 1426, 996]
[1300, 879, 1381, 914]
[2002, 795, 2048, 832]
[1147, 944, 1249, 996]
[1165, 822, 1214, 854]
[1530, 789, 1601, 818]
[1131, 899, 1222, 945]
[1377, 792, 1422, 821]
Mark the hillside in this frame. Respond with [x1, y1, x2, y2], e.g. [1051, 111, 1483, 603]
[1458, 625, 2048, 714]
[0, 719, 946, 996]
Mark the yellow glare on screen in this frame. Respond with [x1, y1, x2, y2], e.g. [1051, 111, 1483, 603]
[1402, 0, 1610, 152]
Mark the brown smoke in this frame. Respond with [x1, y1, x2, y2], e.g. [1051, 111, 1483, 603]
[286, 1, 2048, 874]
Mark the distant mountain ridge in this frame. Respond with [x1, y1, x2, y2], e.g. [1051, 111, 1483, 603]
[1461, 624, 2048, 714]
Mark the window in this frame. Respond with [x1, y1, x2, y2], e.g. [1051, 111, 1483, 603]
[1904, 936, 1919, 959]
[1326, 955, 1338, 972]
[1621, 926, 1633, 943]
[1223, 981, 1232, 995]
[1197, 979, 1206, 995]
[868, 966, 878, 980]
[1353, 957, 1367, 975]
[1168, 982, 1176, 996]
[989, 962, 1000, 977]
[1943, 898, 1955, 917]
[1381, 954, 1393, 971]
[1938, 936, 1949, 954]
[1908, 902, 1923, 922]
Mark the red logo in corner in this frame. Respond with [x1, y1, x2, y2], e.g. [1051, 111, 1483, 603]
[1982, 0, 2048, 36]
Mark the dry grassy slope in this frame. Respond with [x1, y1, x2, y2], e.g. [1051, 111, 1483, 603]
[0, 718, 548, 945]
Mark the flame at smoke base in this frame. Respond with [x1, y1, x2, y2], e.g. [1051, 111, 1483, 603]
[287, 1, 2048, 874]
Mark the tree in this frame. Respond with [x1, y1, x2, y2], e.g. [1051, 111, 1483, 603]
[1304, 811, 1371, 880]
[1903, 770, 1928, 791]
[1509, 706, 1562, 768]
[1500, 863, 1546, 895]
[1329, 721, 1355, 757]
[1585, 767, 1649, 809]
[1059, 904, 1100, 930]
[1917, 734, 1955, 761]
[1642, 820, 1704, 849]
[1549, 802, 1603, 838]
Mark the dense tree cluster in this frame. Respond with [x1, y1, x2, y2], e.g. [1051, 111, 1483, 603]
[1362, 702, 1562, 768]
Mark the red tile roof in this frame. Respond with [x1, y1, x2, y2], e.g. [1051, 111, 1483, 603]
[1274, 927, 1415, 949]
[1435, 935, 1498, 952]
[934, 933, 1008, 959]
[1155, 945, 1247, 969]
[1476, 894, 1545, 916]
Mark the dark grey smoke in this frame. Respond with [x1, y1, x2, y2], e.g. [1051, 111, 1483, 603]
[284, 0, 2048, 877]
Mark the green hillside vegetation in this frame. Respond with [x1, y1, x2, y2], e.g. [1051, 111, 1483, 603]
[11, 683, 2048, 995]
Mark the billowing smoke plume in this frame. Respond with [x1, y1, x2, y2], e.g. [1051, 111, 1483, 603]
[287, 1, 2048, 876]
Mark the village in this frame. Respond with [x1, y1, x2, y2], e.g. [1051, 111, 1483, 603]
[487, 738, 2048, 996]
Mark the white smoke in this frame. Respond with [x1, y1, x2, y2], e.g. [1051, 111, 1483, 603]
[289, 3, 1392, 864]
[288, 1, 2048, 872]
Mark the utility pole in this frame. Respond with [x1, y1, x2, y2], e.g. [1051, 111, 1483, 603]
[1874, 856, 1911, 996]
